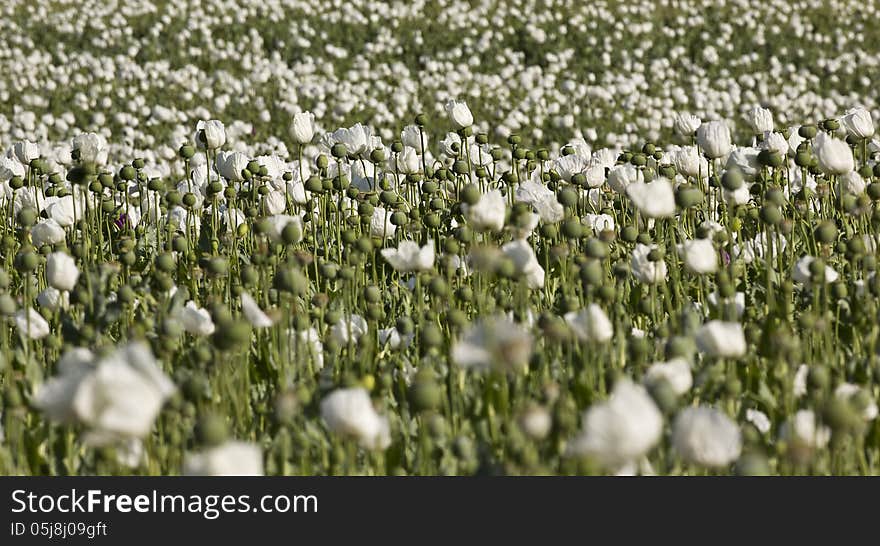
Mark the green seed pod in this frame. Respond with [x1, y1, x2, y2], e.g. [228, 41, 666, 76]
[794, 152, 812, 168]
[155, 253, 175, 273]
[410, 370, 442, 412]
[539, 223, 558, 239]
[659, 165, 676, 179]
[16, 207, 37, 227]
[557, 188, 578, 207]
[579, 260, 604, 285]
[759, 204, 783, 226]
[424, 212, 441, 228]
[0, 294, 17, 315]
[428, 277, 449, 297]
[612, 261, 630, 280]
[822, 397, 862, 434]
[823, 119, 840, 131]
[420, 322, 443, 348]
[721, 169, 744, 191]
[455, 226, 473, 243]
[676, 186, 704, 208]
[17, 251, 39, 272]
[330, 143, 348, 159]
[798, 125, 818, 139]
[846, 236, 865, 257]
[647, 378, 678, 414]
[735, 452, 771, 476]
[665, 335, 695, 360]
[815, 220, 838, 244]
[585, 238, 609, 259]
[195, 414, 229, 447]
[561, 218, 582, 239]
[496, 257, 516, 279]
[647, 247, 665, 262]
[806, 256, 828, 281]
[620, 225, 639, 242]
[757, 149, 783, 168]
[455, 286, 473, 304]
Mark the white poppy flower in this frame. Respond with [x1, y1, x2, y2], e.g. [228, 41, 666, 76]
[381, 239, 435, 272]
[290, 111, 316, 144]
[607, 164, 643, 194]
[583, 213, 614, 232]
[195, 120, 226, 150]
[241, 292, 274, 328]
[643, 357, 692, 396]
[696, 121, 732, 159]
[781, 409, 830, 449]
[564, 304, 613, 343]
[369, 206, 397, 239]
[452, 316, 533, 373]
[814, 132, 854, 175]
[35, 343, 175, 443]
[184, 441, 264, 476]
[673, 113, 702, 136]
[31, 218, 66, 247]
[630, 243, 668, 284]
[464, 189, 506, 232]
[567, 379, 663, 470]
[72, 132, 108, 164]
[445, 99, 474, 129]
[179, 301, 215, 336]
[673, 407, 742, 467]
[501, 238, 545, 289]
[516, 178, 564, 223]
[14, 308, 50, 339]
[330, 314, 368, 345]
[46, 251, 79, 291]
[695, 320, 747, 358]
[320, 387, 390, 450]
[626, 178, 676, 218]
[792, 255, 838, 286]
[746, 106, 774, 133]
[745, 409, 771, 434]
[841, 107, 874, 139]
[678, 238, 717, 274]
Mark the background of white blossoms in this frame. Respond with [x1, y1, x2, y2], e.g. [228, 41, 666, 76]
[0, 0, 879, 477]
[2, 0, 879, 158]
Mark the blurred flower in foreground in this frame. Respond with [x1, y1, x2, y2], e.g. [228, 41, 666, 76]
[452, 316, 533, 373]
[14, 308, 50, 339]
[564, 304, 613, 343]
[695, 320, 747, 357]
[673, 406, 742, 468]
[184, 441, 264, 476]
[567, 379, 663, 471]
[34, 343, 175, 444]
[643, 357, 692, 396]
[320, 387, 390, 450]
